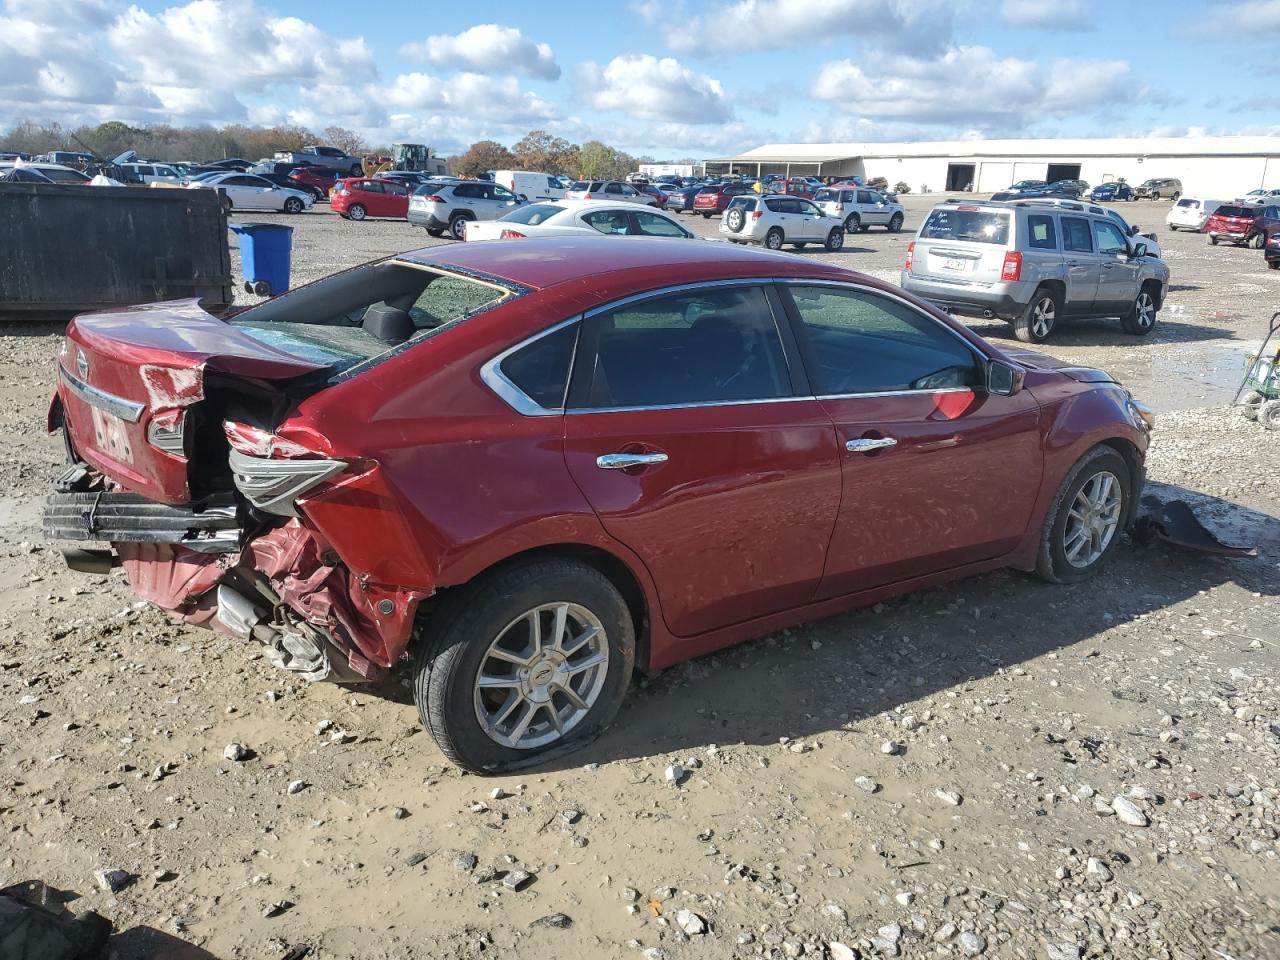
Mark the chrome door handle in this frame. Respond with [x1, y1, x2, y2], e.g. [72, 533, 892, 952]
[846, 437, 897, 453]
[596, 452, 669, 470]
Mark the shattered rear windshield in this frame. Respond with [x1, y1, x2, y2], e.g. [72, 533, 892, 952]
[230, 261, 512, 376]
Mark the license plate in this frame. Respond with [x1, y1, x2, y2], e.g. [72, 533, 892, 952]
[943, 257, 967, 271]
[90, 406, 134, 464]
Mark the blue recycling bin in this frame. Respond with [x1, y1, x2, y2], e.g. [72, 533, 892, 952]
[229, 222, 293, 297]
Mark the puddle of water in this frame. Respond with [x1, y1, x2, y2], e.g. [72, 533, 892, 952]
[1105, 342, 1256, 413]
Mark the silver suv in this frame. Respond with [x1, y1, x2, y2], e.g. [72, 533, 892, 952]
[408, 181, 524, 240]
[901, 199, 1170, 343]
[812, 186, 905, 233]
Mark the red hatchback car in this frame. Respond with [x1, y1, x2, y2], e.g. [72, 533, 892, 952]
[44, 239, 1152, 772]
[1204, 204, 1266, 247]
[289, 166, 339, 198]
[331, 177, 411, 221]
[692, 183, 750, 217]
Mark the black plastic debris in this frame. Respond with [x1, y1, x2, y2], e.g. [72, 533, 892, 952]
[1134, 496, 1258, 558]
[0, 881, 111, 960]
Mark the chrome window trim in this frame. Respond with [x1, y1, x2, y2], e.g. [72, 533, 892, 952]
[479, 316, 582, 417]
[481, 277, 992, 417]
[57, 362, 145, 423]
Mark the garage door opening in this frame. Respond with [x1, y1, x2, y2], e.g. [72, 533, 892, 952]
[1046, 163, 1081, 184]
[946, 163, 976, 191]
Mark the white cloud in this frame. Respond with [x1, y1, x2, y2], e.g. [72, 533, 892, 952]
[106, 0, 376, 93]
[811, 47, 1137, 131]
[1000, 0, 1091, 29]
[578, 54, 731, 124]
[665, 0, 952, 55]
[1207, 0, 1280, 32]
[381, 72, 558, 124]
[401, 24, 559, 80]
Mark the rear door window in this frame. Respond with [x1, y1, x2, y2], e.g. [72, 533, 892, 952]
[499, 323, 579, 410]
[569, 286, 792, 408]
[1061, 217, 1093, 252]
[582, 209, 632, 234]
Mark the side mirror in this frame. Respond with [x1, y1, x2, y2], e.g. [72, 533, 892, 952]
[518, 194, 528, 202]
[986, 359, 1025, 397]
[1129, 224, 1140, 235]
[1130, 242, 1148, 259]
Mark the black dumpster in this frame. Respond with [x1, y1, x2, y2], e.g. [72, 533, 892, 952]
[0, 183, 233, 313]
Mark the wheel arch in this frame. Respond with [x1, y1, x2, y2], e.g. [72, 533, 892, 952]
[426, 541, 657, 673]
[1098, 435, 1145, 529]
[1036, 278, 1067, 302]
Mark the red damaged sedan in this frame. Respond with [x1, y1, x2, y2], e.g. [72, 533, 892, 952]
[44, 239, 1153, 772]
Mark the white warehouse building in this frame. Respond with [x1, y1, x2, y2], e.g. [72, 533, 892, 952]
[705, 136, 1280, 198]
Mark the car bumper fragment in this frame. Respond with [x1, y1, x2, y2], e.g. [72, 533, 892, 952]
[43, 491, 240, 552]
[1133, 495, 1257, 558]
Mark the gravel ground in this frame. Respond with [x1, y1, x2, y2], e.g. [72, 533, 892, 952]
[0, 194, 1277, 960]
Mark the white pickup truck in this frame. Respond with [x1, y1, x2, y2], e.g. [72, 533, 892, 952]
[272, 145, 363, 176]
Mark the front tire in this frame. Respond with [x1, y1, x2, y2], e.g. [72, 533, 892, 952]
[824, 227, 844, 252]
[1251, 232, 1265, 250]
[449, 214, 469, 241]
[1120, 284, 1159, 335]
[1036, 446, 1131, 584]
[413, 560, 635, 773]
[1209, 234, 1219, 245]
[1150, 192, 1160, 201]
[764, 227, 784, 250]
[1259, 400, 1280, 432]
[1014, 286, 1061, 343]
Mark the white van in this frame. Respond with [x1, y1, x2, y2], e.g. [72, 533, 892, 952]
[1166, 197, 1224, 232]
[494, 170, 566, 202]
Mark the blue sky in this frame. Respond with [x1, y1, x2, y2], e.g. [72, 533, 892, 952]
[1, 0, 1277, 158]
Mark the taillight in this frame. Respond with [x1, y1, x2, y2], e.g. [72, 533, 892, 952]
[751, 210, 762, 220]
[338, 187, 348, 196]
[1001, 251, 1023, 282]
[583, 192, 593, 199]
[904, 241, 914, 271]
[499, 229, 526, 239]
[147, 410, 186, 457]
[426, 194, 445, 203]
[224, 421, 346, 517]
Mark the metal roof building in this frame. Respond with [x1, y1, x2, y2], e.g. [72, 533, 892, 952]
[705, 137, 1280, 196]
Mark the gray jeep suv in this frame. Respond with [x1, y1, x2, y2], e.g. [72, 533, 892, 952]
[901, 199, 1170, 343]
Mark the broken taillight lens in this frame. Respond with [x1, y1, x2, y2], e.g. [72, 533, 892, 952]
[904, 241, 914, 271]
[224, 422, 346, 518]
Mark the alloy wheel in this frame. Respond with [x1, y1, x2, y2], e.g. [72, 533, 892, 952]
[1031, 296, 1056, 339]
[1063, 471, 1122, 568]
[472, 602, 610, 750]
[1134, 291, 1155, 329]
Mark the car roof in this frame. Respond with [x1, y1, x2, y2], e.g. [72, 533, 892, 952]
[398, 235, 856, 293]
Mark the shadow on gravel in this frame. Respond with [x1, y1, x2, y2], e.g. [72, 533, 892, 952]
[965, 315, 1239, 347]
[0, 315, 71, 335]
[108, 926, 224, 960]
[547, 483, 1279, 770]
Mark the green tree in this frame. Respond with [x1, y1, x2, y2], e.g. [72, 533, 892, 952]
[577, 140, 636, 180]
[323, 125, 365, 156]
[455, 139, 515, 177]
[512, 129, 578, 176]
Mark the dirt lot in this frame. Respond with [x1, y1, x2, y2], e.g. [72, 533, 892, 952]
[1, 194, 1277, 960]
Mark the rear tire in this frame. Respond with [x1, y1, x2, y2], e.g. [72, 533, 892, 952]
[412, 559, 635, 773]
[1171, 192, 1180, 201]
[1150, 192, 1160, 201]
[1168, 225, 1177, 232]
[1237, 390, 1265, 419]
[1013, 286, 1061, 343]
[283, 196, 303, 214]
[1036, 446, 1131, 584]
[1250, 232, 1265, 249]
[1209, 234, 1219, 245]
[843, 213, 860, 233]
[347, 203, 366, 221]
[793, 242, 807, 249]
[1258, 400, 1280, 431]
[1120, 283, 1159, 335]
[426, 227, 445, 237]
[764, 228, 784, 251]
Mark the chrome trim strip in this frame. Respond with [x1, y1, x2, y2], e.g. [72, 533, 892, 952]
[479, 315, 581, 417]
[58, 362, 145, 423]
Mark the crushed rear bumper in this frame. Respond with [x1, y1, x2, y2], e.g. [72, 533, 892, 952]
[43, 490, 241, 553]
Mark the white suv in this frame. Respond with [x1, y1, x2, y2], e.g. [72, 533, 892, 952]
[718, 195, 845, 251]
[565, 180, 656, 205]
[813, 186, 906, 234]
